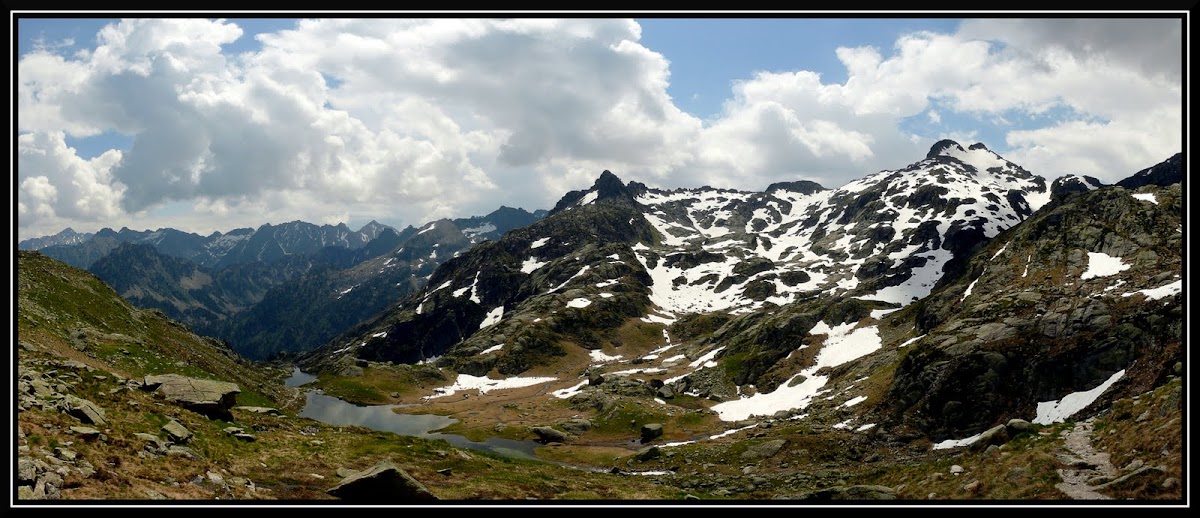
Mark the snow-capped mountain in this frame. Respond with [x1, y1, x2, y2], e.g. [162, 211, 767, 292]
[17, 227, 93, 250]
[303, 140, 1048, 375]
[631, 139, 1048, 315]
[302, 143, 1180, 448]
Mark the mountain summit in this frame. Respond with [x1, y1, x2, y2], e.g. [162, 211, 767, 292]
[548, 170, 638, 215]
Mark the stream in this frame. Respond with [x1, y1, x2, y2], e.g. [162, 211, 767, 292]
[285, 367, 543, 461]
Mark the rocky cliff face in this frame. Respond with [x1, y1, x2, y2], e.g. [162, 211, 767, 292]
[885, 182, 1182, 440]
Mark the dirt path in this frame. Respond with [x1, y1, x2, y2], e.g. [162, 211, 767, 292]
[1054, 417, 1117, 499]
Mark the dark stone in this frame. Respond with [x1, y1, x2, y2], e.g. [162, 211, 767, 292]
[327, 461, 438, 501]
[640, 423, 663, 442]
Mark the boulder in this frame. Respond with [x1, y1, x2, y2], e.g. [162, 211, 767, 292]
[69, 426, 103, 441]
[1005, 419, 1034, 435]
[143, 374, 240, 419]
[60, 395, 106, 425]
[656, 386, 675, 399]
[162, 419, 193, 444]
[530, 426, 570, 444]
[740, 439, 787, 460]
[559, 418, 592, 435]
[970, 425, 1009, 451]
[640, 423, 663, 442]
[635, 446, 661, 462]
[326, 460, 437, 501]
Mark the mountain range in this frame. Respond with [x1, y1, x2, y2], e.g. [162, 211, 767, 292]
[15, 139, 1183, 502]
[22, 208, 546, 361]
[300, 140, 1182, 443]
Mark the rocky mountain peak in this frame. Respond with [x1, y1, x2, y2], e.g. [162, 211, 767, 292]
[548, 170, 638, 216]
[1116, 152, 1182, 189]
[926, 139, 966, 159]
[765, 180, 825, 195]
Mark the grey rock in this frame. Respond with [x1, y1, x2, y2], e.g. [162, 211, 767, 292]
[134, 432, 168, 453]
[233, 433, 257, 442]
[70, 426, 103, 440]
[223, 426, 245, 435]
[162, 419, 193, 444]
[1162, 478, 1180, 491]
[950, 465, 965, 475]
[336, 467, 358, 478]
[640, 423, 663, 442]
[964, 481, 982, 493]
[54, 448, 77, 462]
[326, 460, 437, 501]
[143, 489, 168, 500]
[18, 458, 37, 484]
[17, 485, 38, 500]
[28, 379, 55, 399]
[142, 374, 240, 419]
[656, 386, 675, 399]
[531, 426, 570, 444]
[974, 322, 1015, 342]
[559, 418, 592, 435]
[1123, 459, 1145, 472]
[60, 395, 107, 425]
[234, 406, 282, 416]
[971, 425, 1009, 451]
[1005, 419, 1034, 435]
[166, 446, 198, 459]
[588, 372, 605, 386]
[740, 439, 787, 460]
[635, 446, 661, 461]
[1097, 465, 1166, 491]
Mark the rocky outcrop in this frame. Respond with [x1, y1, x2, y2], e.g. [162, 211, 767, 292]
[142, 374, 240, 420]
[326, 460, 438, 501]
[530, 426, 571, 444]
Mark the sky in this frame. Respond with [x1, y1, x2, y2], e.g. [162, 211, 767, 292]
[13, 13, 1186, 241]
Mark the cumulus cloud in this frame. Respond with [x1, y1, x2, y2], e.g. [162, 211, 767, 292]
[15, 17, 1182, 239]
[17, 18, 705, 238]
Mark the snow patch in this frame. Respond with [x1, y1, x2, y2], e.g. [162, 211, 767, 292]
[552, 379, 589, 399]
[1033, 370, 1125, 425]
[589, 349, 622, 363]
[843, 395, 868, 407]
[933, 431, 984, 450]
[371, 331, 387, 339]
[567, 298, 592, 309]
[480, 306, 504, 329]
[1122, 280, 1181, 301]
[898, 335, 924, 348]
[1081, 252, 1130, 280]
[480, 344, 503, 355]
[531, 237, 550, 249]
[1131, 192, 1158, 205]
[576, 190, 599, 206]
[425, 373, 557, 400]
[711, 322, 881, 421]
[521, 257, 548, 274]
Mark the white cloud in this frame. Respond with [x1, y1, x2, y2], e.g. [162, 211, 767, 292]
[15, 18, 1182, 240]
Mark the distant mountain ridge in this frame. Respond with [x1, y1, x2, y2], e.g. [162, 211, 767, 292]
[72, 207, 547, 361]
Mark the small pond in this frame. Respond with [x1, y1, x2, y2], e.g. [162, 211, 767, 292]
[286, 367, 541, 461]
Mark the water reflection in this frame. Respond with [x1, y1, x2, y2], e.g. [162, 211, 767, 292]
[285, 367, 317, 387]
[288, 368, 540, 460]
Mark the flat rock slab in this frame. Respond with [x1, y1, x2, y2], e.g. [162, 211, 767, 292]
[143, 374, 239, 419]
